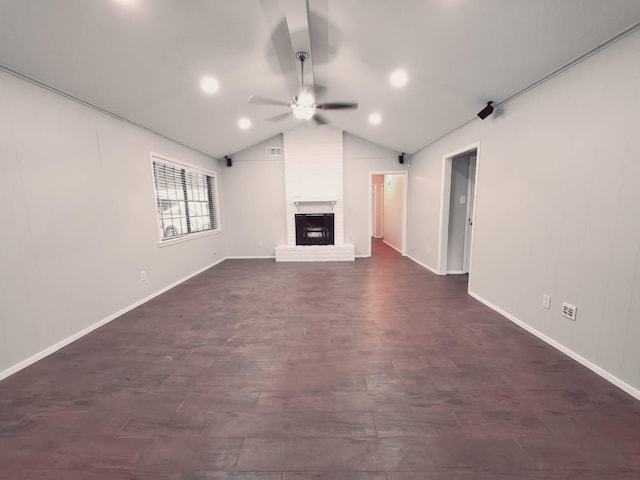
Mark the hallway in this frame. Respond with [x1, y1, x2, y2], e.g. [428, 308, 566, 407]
[1, 243, 639, 478]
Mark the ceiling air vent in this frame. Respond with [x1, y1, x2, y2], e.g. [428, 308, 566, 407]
[265, 147, 282, 157]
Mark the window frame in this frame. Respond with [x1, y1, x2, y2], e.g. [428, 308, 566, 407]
[149, 152, 221, 246]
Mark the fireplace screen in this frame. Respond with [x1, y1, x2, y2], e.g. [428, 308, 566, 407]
[295, 213, 335, 246]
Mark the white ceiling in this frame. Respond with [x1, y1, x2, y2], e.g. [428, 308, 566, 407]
[1, 0, 640, 158]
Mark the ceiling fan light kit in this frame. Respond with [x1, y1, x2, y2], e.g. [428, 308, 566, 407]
[293, 104, 315, 120]
[296, 89, 315, 107]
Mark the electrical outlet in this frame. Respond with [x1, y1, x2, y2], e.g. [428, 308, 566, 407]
[561, 302, 577, 321]
[258, 240, 264, 247]
[140, 270, 147, 281]
[427, 247, 431, 254]
[542, 294, 551, 309]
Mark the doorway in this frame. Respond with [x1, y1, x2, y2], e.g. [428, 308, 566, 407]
[372, 175, 384, 239]
[438, 144, 480, 277]
[369, 171, 408, 257]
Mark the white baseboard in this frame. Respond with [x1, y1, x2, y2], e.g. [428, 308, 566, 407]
[447, 270, 466, 275]
[226, 255, 275, 259]
[0, 256, 227, 382]
[382, 240, 403, 254]
[468, 290, 640, 402]
[407, 255, 441, 275]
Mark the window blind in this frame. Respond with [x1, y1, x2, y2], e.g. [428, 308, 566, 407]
[152, 156, 218, 240]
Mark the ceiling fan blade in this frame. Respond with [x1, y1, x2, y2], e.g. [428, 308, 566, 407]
[265, 111, 293, 123]
[311, 113, 329, 126]
[260, 0, 299, 100]
[307, 0, 328, 93]
[311, 84, 328, 102]
[248, 95, 290, 107]
[315, 102, 358, 110]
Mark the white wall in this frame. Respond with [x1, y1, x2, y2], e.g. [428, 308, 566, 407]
[222, 135, 286, 257]
[221, 130, 405, 257]
[0, 71, 226, 378]
[343, 134, 406, 256]
[383, 175, 404, 253]
[407, 28, 640, 397]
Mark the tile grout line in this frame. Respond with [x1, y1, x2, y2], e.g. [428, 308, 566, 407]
[371, 410, 379, 438]
[175, 392, 191, 413]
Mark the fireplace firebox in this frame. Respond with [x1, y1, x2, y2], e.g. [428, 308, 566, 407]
[295, 213, 335, 246]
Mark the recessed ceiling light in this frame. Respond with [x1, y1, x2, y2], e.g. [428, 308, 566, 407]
[115, 0, 137, 6]
[390, 69, 408, 88]
[238, 118, 252, 130]
[200, 76, 219, 94]
[369, 112, 382, 125]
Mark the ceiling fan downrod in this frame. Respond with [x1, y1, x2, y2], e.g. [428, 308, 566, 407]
[296, 51, 309, 95]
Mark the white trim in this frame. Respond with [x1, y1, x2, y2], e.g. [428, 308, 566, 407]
[157, 228, 221, 247]
[226, 255, 275, 259]
[437, 158, 452, 274]
[462, 155, 476, 273]
[0, 257, 227, 382]
[401, 172, 409, 255]
[367, 177, 373, 255]
[446, 270, 466, 275]
[466, 148, 480, 287]
[468, 290, 640, 402]
[292, 196, 338, 207]
[372, 183, 382, 239]
[438, 142, 480, 275]
[407, 255, 440, 275]
[383, 239, 403, 254]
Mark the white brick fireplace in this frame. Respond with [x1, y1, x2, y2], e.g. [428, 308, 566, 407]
[275, 126, 355, 261]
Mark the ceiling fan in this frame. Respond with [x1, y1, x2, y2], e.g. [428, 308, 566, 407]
[249, 50, 358, 125]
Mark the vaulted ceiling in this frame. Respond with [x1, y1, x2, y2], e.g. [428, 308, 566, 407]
[1, 0, 640, 158]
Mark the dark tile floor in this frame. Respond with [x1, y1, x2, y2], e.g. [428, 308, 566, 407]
[1, 239, 639, 479]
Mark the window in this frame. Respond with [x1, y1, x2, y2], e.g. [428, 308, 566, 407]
[151, 155, 219, 241]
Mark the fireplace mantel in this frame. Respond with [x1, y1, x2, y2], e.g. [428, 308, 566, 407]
[291, 195, 338, 205]
[292, 196, 337, 208]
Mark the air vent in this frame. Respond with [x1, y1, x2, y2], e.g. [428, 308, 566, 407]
[561, 302, 577, 321]
[265, 147, 282, 157]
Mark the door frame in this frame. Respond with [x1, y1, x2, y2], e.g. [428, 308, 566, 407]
[462, 154, 476, 273]
[437, 142, 481, 275]
[371, 181, 384, 238]
[368, 170, 409, 257]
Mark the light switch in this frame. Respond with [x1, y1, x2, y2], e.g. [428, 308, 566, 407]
[459, 195, 466, 205]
